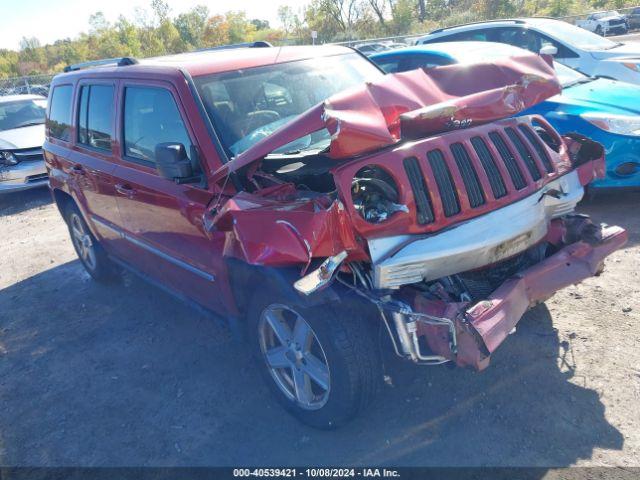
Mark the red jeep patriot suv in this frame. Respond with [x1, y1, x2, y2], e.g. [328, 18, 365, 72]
[44, 43, 626, 428]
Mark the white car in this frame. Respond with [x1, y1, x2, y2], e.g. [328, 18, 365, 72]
[576, 11, 628, 36]
[0, 94, 48, 193]
[416, 18, 640, 84]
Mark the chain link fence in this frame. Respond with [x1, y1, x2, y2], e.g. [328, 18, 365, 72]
[0, 74, 54, 98]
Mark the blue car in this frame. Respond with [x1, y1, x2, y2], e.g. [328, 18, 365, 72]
[371, 41, 640, 189]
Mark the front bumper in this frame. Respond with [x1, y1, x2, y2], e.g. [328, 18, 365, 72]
[371, 171, 585, 289]
[606, 23, 627, 33]
[0, 160, 48, 193]
[389, 219, 627, 370]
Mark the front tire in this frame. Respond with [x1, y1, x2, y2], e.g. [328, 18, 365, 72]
[64, 203, 118, 283]
[248, 290, 380, 429]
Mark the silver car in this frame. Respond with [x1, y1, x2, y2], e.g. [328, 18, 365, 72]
[0, 94, 47, 193]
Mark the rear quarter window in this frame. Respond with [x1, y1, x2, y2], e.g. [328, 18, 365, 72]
[47, 85, 73, 141]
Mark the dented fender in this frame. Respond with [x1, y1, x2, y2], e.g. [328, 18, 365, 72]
[207, 185, 366, 267]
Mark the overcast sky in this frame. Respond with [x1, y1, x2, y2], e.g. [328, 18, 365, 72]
[0, 0, 308, 50]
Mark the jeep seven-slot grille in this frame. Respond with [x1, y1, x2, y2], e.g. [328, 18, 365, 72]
[427, 149, 461, 217]
[505, 127, 542, 180]
[470, 136, 507, 198]
[488, 132, 527, 190]
[402, 122, 557, 224]
[403, 157, 434, 224]
[518, 125, 554, 173]
[450, 143, 485, 208]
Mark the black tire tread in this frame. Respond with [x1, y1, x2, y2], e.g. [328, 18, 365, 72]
[329, 302, 380, 415]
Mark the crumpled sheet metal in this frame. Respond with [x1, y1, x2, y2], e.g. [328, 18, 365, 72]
[210, 185, 364, 266]
[215, 53, 561, 181]
[324, 54, 560, 157]
[412, 222, 628, 371]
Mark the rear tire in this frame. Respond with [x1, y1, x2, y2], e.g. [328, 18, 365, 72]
[247, 289, 380, 429]
[64, 203, 118, 283]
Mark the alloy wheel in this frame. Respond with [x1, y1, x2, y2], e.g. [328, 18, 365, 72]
[258, 304, 331, 410]
[70, 213, 97, 271]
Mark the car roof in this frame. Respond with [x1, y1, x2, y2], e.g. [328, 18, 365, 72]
[52, 45, 355, 82]
[0, 94, 46, 103]
[425, 17, 559, 36]
[371, 41, 526, 61]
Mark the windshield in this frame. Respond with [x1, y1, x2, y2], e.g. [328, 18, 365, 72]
[543, 20, 619, 50]
[194, 53, 382, 157]
[0, 98, 46, 131]
[554, 62, 590, 87]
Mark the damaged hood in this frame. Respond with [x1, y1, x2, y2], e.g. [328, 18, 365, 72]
[213, 53, 560, 182]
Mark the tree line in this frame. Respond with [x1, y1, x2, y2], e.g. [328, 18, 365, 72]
[1, 0, 638, 78]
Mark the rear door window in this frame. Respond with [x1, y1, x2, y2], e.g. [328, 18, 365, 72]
[47, 85, 73, 141]
[122, 86, 193, 164]
[494, 27, 538, 51]
[437, 29, 491, 42]
[78, 84, 114, 151]
[493, 26, 578, 58]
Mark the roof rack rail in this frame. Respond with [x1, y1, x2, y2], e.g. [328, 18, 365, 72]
[63, 57, 139, 73]
[197, 41, 273, 52]
[429, 18, 525, 34]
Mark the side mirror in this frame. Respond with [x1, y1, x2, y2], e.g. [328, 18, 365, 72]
[155, 143, 193, 181]
[540, 45, 558, 56]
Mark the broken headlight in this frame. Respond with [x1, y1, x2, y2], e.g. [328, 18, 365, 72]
[352, 165, 407, 223]
[0, 151, 18, 166]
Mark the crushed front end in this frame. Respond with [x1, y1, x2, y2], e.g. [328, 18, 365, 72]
[322, 118, 627, 370]
[208, 53, 627, 371]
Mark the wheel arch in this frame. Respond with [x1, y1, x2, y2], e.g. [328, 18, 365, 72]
[224, 257, 380, 325]
[225, 258, 341, 317]
[51, 188, 74, 218]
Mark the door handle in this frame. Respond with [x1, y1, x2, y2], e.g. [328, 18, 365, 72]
[115, 184, 136, 196]
[70, 164, 85, 175]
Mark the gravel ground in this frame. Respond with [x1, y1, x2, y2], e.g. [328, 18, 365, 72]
[0, 187, 638, 468]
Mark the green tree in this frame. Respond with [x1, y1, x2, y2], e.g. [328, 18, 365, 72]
[203, 14, 230, 47]
[174, 5, 209, 49]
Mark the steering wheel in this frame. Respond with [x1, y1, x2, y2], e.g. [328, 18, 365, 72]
[242, 110, 281, 136]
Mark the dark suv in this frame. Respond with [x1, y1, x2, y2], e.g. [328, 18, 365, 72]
[44, 44, 626, 428]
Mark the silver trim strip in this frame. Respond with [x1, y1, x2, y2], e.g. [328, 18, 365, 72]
[370, 171, 584, 289]
[91, 216, 215, 282]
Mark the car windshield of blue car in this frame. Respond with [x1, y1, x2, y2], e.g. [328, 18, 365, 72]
[554, 62, 592, 88]
[542, 21, 619, 50]
[194, 52, 383, 157]
[0, 98, 46, 131]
